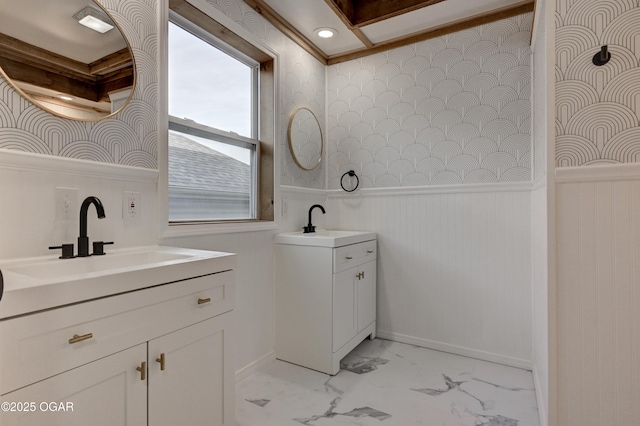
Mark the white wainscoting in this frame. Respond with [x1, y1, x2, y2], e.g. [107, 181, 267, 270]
[556, 165, 640, 426]
[327, 183, 534, 368]
[0, 149, 159, 260]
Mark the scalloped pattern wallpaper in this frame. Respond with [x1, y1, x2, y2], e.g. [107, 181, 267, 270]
[556, 0, 640, 167]
[327, 14, 533, 189]
[0, 0, 159, 168]
[195, 0, 326, 188]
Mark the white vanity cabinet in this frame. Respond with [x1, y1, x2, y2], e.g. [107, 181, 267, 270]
[275, 232, 376, 375]
[0, 259, 235, 426]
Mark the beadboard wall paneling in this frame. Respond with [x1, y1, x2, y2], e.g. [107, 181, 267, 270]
[188, 0, 326, 189]
[0, 0, 158, 169]
[326, 189, 533, 367]
[556, 174, 640, 426]
[555, 0, 640, 167]
[326, 14, 533, 189]
[0, 151, 158, 260]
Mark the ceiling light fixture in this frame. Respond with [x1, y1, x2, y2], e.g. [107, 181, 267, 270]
[57, 95, 74, 101]
[315, 27, 337, 39]
[73, 6, 115, 34]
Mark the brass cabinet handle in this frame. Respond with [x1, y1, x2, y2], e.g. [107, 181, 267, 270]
[367, 250, 374, 253]
[356, 272, 363, 280]
[156, 353, 165, 371]
[136, 361, 146, 381]
[69, 333, 93, 344]
[198, 297, 211, 305]
[361, 271, 365, 279]
[346, 256, 353, 260]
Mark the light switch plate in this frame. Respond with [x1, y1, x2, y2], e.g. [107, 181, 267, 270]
[55, 187, 77, 221]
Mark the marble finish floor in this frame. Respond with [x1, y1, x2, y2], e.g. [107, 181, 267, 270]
[236, 339, 540, 426]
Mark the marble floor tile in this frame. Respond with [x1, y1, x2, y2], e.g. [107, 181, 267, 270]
[236, 339, 540, 426]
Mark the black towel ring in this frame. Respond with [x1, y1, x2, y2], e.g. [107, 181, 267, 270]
[340, 170, 359, 192]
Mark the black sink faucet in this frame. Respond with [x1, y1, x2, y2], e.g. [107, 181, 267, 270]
[78, 196, 105, 257]
[303, 204, 325, 233]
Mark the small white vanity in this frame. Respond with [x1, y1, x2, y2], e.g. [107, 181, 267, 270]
[0, 246, 236, 426]
[275, 230, 377, 375]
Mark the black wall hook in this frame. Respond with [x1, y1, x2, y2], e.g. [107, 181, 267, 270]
[592, 45, 611, 66]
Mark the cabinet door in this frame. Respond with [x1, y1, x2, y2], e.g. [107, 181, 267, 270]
[148, 313, 234, 426]
[333, 267, 357, 352]
[0, 344, 146, 426]
[357, 260, 376, 332]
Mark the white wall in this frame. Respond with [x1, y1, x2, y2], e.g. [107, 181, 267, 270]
[326, 185, 533, 368]
[0, 151, 158, 260]
[555, 165, 640, 426]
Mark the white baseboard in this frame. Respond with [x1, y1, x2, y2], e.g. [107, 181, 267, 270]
[235, 351, 276, 383]
[377, 330, 533, 371]
[533, 365, 548, 426]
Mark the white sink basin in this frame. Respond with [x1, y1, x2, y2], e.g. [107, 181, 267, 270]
[0, 246, 236, 319]
[275, 230, 376, 248]
[7, 250, 192, 280]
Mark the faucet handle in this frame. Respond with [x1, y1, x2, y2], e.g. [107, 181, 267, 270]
[92, 241, 114, 256]
[49, 244, 75, 259]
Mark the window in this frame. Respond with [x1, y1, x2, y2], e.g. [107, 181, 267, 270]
[168, 14, 260, 222]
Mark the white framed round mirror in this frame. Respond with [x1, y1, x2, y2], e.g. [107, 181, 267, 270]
[0, 0, 136, 121]
[287, 107, 323, 171]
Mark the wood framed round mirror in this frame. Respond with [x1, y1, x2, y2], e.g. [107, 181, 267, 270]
[287, 107, 323, 171]
[0, 0, 135, 120]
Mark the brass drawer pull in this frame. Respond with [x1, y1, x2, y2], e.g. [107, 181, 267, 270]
[346, 256, 353, 260]
[156, 353, 166, 371]
[198, 297, 211, 305]
[136, 361, 146, 381]
[69, 333, 93, 344]
[367, 250, 374, 253]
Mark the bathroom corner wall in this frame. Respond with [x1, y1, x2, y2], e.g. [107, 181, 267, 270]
[325, 14, 535, 368]
[554, 1, 640, 424]
[0, 0, 161, 260]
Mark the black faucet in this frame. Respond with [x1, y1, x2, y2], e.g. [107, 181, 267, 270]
[303, 204, 325, 233]
[78, 196, 106, 257]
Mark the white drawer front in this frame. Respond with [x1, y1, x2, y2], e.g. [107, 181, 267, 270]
[0, 271, 235, 395]
[333, 240, 377, 273]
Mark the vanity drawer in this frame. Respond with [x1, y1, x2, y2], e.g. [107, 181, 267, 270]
[333, 240, 377, 273]
[0, 271, 235, 395]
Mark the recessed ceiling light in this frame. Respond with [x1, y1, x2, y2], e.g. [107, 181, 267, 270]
[316, 28, 337, 38]
[58, 95, 74, 101]
[73, 6, 115, 33]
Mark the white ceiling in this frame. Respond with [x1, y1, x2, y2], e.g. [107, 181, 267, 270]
[263, 0, 530, 57]
[0, 0, 128, 63]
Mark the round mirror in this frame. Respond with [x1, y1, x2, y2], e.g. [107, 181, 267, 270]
[287, 107, 323, 171]
[0, 0, 135, 120]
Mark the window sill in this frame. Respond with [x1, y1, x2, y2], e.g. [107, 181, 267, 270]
[160, 220, 278, 239]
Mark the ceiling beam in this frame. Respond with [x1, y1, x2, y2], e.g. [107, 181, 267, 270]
[323, 0, 373, 48]
[327, 0, 535, 65]
[241, 0, 328, 64]
[327, 0, 447, 28]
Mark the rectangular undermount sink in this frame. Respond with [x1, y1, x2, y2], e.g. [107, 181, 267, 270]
[6, 250, 193, 280]
[275, 230, 376, 248]
[0, 246, 236, 319]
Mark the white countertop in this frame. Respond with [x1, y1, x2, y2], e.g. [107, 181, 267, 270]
[0, 246, 236, 320]
[275, 230, 376, 248]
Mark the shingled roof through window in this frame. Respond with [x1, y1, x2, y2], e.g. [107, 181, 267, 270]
[168, 132, 251, 194]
